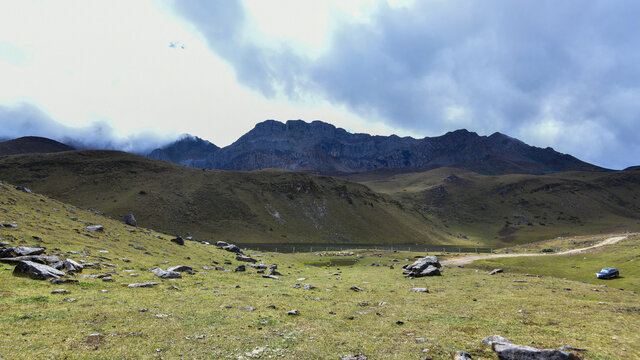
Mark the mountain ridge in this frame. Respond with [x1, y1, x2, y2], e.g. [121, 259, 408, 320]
[0, 136, 75, 156]
[148, 120, 607, 175]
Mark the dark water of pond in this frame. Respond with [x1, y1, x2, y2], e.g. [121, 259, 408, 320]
[235, 243, 493, 254]
[306, 258, 360, 267]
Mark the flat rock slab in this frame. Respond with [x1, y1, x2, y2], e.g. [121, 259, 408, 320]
[128, 282, 159, 288]
[0, 247, 45, 258]
[489, 269, 504, 275]
[13, 261, 66, 280]
[167, 265, 194, 274]
[0, 255, 60, 265]
[493, 342, 581, 360]
[410, 288, 429, 293]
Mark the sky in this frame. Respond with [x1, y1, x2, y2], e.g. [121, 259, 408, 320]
[1, 0, 639, 169]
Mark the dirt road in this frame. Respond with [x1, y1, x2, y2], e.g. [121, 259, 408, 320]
[442, 235, 629, 266]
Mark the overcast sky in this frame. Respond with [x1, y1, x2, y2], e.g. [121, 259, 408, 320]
[1, 0, 639, 169]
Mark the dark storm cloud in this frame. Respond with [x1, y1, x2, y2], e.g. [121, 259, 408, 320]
[175, 0, 640, 169]
[0, 103, 175, 154]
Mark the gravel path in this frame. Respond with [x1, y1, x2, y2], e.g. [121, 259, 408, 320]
[441, 235, 629, 266]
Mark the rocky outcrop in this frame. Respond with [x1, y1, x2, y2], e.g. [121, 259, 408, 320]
[13, 261, 66, 280]
[403, 256, 442, 278]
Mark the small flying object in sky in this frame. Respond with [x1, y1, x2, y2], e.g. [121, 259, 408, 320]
[169, 41, 185, 50]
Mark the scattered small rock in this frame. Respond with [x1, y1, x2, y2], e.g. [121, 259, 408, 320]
[285, 309, 299, 316]
[350, 286, 364, 292]
[489, 269, 503, 275]
[127, 282, 158, 288]
[410, 288, 429, 293]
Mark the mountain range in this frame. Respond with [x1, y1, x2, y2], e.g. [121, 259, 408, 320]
[148, 120, 606, 175]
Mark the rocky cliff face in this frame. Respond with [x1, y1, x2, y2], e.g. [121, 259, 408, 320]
[148, 120, 606, 175]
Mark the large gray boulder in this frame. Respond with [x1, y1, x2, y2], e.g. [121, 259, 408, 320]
[167, 265, 194, 274]
[123, 214, 137, 227]
[150, 267, 182, 279]
[404, 256, 442, 278]
[482, 335, 581, 360]
[0, 255, 60, 265]
[60, 259, 84, 272]
[222, 244, 242, 254]
[0, 246, 45, 258]
[13, 260, 66, 280]
[236, 255, 257, 263]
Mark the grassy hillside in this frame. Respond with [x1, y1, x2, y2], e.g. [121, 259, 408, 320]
[354, 167, 640, 246]
[0, 150, 456, 246]
[1, 182, 638, 359]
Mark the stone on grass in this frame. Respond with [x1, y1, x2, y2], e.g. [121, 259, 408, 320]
[303, 284, 316, 290]
[285, 309, 299, 316]
[0, 246, 45, 258]
[13, 261, 65, 280]
[489, 269, 503, 275]
[123, 214, 137, 227]
[51, 289, 69, 294]
[102, 276, 114, 282]
[410, 288, 429, 293]
[222, 244, 242, 254]
[168, 285, 182, 291]
[59, 259, 83, 272]
[482, 335, 581, 360]
[340, 354, 367, 360]
[86, 225, 104, 232]
[170, 236, 185, 246]
[150, 267, 182, 279]
[350, 286, 364, 292]
[127, 282, 158, 288]
[454, 350, 472, 360]
[167, 265, 194, 274]
[262, 274, 281, 280]
[15, 186, 32, 193]
[235, 265, 246, 272]
[50, 278, 78, 284]
[236, 255, 257, 263]
[404, 256, 442, 278]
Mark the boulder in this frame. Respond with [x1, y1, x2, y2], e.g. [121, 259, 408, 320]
[454, 350, 472, 360]
[0, 246, 45, 258]
[235, 265, 246, 272]
[0, 255, 60, 265]
[404, 256, 442, 278]
[410, 288, 429, 293]
[483, 336, 581, 360]
[50, 278, 78, 284]
[128, 282, 158, 288]
[170, 237, 185, 246]
[216, 241, 229, 247]
[492, 342, 581, 360]
[60, 259, 83, 273]
[13, 261, 66, 280]
[15, 186, 32, 193]
[236, 255, 257, 263]
[86, 225, 104, 232]
[167, 265, 194, 274]
[222, 244, 242, 254]
[150, 267, 182, 279]
[123, 214, 137, 227]
[419, 265, 441, 277]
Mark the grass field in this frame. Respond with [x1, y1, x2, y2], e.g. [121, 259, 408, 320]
[1, 181, 639, 359]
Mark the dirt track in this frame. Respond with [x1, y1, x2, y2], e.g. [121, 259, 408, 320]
[441, 235, 629, 266]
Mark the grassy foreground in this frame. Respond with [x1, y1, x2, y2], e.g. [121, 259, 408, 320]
[1, 183, 639, 359]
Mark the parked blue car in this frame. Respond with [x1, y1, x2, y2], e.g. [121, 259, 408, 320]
[596, 267, 619, 279]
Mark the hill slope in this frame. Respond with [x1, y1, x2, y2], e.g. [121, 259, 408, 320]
[354, 167, 640, 245]
[0, 136, 74, 156]
[0, 150, 455, 246]
[1, 183, 638, 359]
[149, 120, 606, 175]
